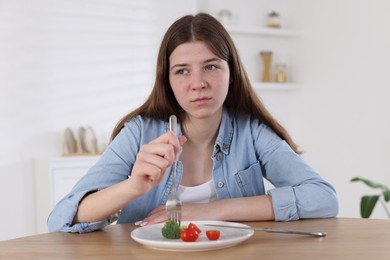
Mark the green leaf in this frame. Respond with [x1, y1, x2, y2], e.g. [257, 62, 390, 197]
[350, 177, 389, 191]
[384, 190, 390, 202]
[361, 195, 379, 218]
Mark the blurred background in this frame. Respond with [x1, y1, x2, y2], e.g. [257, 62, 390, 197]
[1, 0, 389, 240]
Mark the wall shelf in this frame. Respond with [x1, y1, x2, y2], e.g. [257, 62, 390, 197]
[226, 26, 300, 38]
[226, 25, 301, 91]
[253, 82, 300, 91]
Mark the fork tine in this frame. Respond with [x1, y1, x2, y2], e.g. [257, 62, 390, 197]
[167, 211, 181, 226]
[168, 212, 173, 222]
[173, 212, 178, 223]
[176, 212, 181, 226]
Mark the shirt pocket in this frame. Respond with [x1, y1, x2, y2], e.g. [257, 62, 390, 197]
[234, 162, 265, 197]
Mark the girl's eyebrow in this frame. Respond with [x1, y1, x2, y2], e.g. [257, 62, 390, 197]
[170, 63, 187, 71]
[170, 57, 223, 71]
[204, 57, 223, 63]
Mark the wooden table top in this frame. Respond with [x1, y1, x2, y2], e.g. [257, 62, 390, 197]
[1, 218, 390, 259]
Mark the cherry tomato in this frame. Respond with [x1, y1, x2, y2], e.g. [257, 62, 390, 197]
[180, 228, 199, 242]
[188, 223, 202, 235]
[206, 230, 221, 240]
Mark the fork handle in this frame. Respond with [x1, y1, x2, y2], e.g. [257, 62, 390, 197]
[169, 115, 178, 163]
[169, 115, 178, 192]
[169, 115, 177, 135]
[261, 228, 326, 237]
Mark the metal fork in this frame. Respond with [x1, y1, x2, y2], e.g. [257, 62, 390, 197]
[165, 115, 182, 226]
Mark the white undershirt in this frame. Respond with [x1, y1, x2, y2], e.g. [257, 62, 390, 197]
[177, 179, 217, 204]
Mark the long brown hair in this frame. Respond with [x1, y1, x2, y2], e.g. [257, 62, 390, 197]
[111, 13, 300, 153]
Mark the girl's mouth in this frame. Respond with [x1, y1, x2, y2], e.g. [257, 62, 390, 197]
[191, 97, 211, 104]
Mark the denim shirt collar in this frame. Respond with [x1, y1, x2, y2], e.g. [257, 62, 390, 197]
[165, 107, 234, 156]
[214, 107, 234, 156]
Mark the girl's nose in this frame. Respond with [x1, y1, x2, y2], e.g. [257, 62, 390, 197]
[190, 72, 207, 90]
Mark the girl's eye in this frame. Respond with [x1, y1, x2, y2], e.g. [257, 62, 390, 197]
[176, 69, 189, 75]
[205, 65, 217, 71]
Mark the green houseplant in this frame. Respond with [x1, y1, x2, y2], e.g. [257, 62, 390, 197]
[350, 177, 390, 219]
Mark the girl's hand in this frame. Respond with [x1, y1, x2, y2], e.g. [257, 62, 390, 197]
[135, 203, 218, 226]
[129, 132, 186, 196]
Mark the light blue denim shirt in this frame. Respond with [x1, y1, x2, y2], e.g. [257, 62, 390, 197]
[47, 108, 338, 233]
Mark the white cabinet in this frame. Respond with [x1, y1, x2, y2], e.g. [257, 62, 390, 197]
[226, 25, 300, 91]
[34, 156, 99, 233]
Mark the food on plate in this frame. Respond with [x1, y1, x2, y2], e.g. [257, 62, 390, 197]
[180, 227, 199, 242]
[188, 222, 202, 234]
[161, 221, 221, 241]
[206, 230, 221, 240]
[161, 220, 182, 239]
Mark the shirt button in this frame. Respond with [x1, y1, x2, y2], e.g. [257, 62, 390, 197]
[216, 154, 222, 161]
[217, 181, 224, 188]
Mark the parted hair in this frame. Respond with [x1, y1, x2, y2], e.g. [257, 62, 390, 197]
[111, 13, 300, 154]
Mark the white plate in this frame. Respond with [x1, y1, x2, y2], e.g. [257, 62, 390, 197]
[130, 220, 254, 252]
[83, 126, 98, 154]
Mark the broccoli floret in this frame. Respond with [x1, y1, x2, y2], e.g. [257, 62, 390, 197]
[161, 220, 182, 239]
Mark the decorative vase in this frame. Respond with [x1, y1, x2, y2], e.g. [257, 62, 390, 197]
[260, 51, 273, 82]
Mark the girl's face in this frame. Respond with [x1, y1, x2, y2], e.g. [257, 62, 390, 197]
[169, 41, 230, 121]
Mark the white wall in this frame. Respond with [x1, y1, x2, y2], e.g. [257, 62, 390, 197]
[199, 0, 390, 219]
[289, 0, 390, 219]
[1, 0, 389, 240]
[0, 0, 196, 241]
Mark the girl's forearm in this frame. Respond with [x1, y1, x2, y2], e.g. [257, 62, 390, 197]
[211, 195, 275, 221]
[73, 178, 140, 224]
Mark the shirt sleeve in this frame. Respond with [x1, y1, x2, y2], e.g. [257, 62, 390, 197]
[253, 123, 339, 221]
[47, 189, 113, 233]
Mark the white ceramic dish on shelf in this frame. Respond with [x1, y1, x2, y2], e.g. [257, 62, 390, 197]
[78, 126, 86, 153]
[83, 126, 99, 154]
[63, 127, 77, 154]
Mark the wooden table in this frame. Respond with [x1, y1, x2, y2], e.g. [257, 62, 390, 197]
[1, 218, 389, 259]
